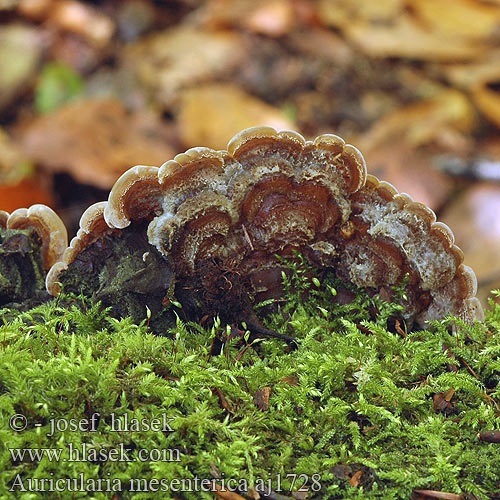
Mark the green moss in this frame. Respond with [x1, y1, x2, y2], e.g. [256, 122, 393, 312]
[1, 264, 500, 499]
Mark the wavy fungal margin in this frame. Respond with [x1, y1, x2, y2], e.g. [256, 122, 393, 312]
[1, 204, 67, 270]
[46, 126, 484, 327]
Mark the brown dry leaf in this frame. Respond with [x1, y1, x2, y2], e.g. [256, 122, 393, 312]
[246, 487, 260, 500]
[443, 50, 500, 90]
[280, 375, 299, 386]
[254, 386, 271, 411]
[358, 89, 476, 153]
[19, 0, 115, 47]
[412, 0, 500, 40]
[243, 0, 295, 37]
[124, 27, 245, 108]
[318, 0, 404, 28]
[48, 0, 115, 48]
[344, 13, 486, 61]
[194, 0, 311, 33]
[362, 139, 453, 211]
[17, 0, 53, 19]
[178, 84, 294, 150]
[17, 98, 176, 189]
[0, 0, 17, 11]
[472, 82, 500, 129]
[433, 388, 455, 413]
[213, 484, 247, 500]
[349, 470, 364, 487]
[440, 182, 500, 308]
[332, 464, 352, 479]
[287, 27, 353, 67]
[394, 320, 406, 338]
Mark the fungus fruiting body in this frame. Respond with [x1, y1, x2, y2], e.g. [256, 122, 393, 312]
[46, 127, 484, 334]
[0, 205, 67, 307]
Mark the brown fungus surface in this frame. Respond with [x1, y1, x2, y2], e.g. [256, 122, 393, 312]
[1, 204, 67, 308]
[47, 127, 483, 333]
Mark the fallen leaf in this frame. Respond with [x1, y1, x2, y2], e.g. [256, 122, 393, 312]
[433, 388, 455, 413]
[287, 27, 353, 67]
[412, 0, 500, 40]
[243, 0, 295, 37]
[254, 386, 271, 411]
[213, 483, 247, 500]
[349, 470, 363, 487]
[443, 50, 500, 90]
[0, 24, 44, 111]
[362, 139, 454, 211]
[357, 89, 476, 153]
[0, 0, 17, 11]
[280, 375, 299, 386]
[247, 487, 260, 499]
[318, 0, 404, 28]
[472, 81, 500, 129]
[193, 0, 308, 34]
[344, 14, 486, 61]
[331, 464, 352, 479]
[48, 0, 115, 48]
[17, 98, 176, 189]
[124, 27, 245, 108]
[440, 182, 500, 308]
[178, 84, 294, 150]
[394, 320, 406, 338]
[17, 0, 54, 19]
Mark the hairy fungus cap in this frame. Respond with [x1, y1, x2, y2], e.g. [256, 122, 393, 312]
[5, 204, 67, 270]
[46, 126, 483, 325]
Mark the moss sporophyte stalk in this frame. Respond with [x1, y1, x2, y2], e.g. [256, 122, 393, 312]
[1, 264, 500, 499]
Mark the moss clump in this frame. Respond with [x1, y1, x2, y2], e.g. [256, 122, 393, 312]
[1, 262, 500, 499]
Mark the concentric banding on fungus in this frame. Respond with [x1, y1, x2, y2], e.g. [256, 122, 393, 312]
[418, 264, 484, 324]
[0, 210, 8, 228]
[105, 165, 161, 229]
[45, 126, 484, 325]
[347, 175, 463, 291]
[6, 204, 67, 270]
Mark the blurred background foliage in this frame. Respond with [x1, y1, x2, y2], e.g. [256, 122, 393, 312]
[1, 0, 500, 306]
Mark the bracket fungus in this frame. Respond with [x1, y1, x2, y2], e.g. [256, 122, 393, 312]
[1, 204, 67, 307]
[46, 126, 483, 335]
